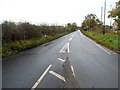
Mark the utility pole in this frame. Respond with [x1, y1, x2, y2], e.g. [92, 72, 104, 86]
[103, 0, 106, 35]
[101, 7, 103, 24]
[110, 5, 112, 29]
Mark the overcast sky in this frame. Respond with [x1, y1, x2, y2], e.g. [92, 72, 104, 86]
[0, 0, 117, 26]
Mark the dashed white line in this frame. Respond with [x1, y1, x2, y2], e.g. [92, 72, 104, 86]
[69, 37, 72, 41]
[58, 58, 65, 62]
[71, 66, 75, 77]
[49, 71, 66, 82]
[31, 64, 52, 90]
[71, 34, 74, 38]
[67, 43, 70, 53]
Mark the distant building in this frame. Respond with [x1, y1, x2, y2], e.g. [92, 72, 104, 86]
[112, 22, 118, 30]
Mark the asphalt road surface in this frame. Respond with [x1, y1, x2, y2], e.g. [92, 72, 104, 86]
[3, 30, 118, 89]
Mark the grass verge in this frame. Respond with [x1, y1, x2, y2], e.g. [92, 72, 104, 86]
[2, 32, 69, 58]
[81, 30, 120, 54]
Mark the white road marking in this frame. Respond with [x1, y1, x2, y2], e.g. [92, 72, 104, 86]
[31, 64, 52, 90]
[60, 43, 67, 53]
[69, 37, 72, 41]
[58, 58, 65, 62]
[95, 43, 111, 54]
[60, 43, 70, 53]
[79, 31, 111, 55]
[90, 39, 110, 55]
[78, 30, 85, 37]
[90, 39, 117, 55]
[71, 34, 74, 38]
[71, 66, 75, 77]
[67, 43, 70, 53]
[49, 71, 66, 82]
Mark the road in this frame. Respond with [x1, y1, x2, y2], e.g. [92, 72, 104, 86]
[3, 30, 118, 89]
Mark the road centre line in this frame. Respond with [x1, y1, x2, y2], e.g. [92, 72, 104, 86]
[58, 58, 65, 62]
[60, 43, 70, 53]
[71, 34, 74, 38]
[69, 37, 72, 41]
[60, 43, 67, 53]
[71, 66, 75, 77]
[67, 43, 70, 53]
[31, 64, 52, 90]
[49, 71, 66, 82]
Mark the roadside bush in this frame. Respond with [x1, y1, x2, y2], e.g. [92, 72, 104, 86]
[1, 21, 76, 57]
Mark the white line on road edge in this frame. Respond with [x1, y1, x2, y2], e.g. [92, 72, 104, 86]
[67, 43, 70, 53]
[31, 64, 52, 90]
[81, 33, 111, 55]
[58, 58, 65, 62]
[49, 71, 66, 82]
[95, 43, 110, 54]
[71, 66, 75, 77]
[89, 39, 117, 55]
[69, 37, 72, 41]
[78, 30, 85, 37]
[79, 30, 115, 55]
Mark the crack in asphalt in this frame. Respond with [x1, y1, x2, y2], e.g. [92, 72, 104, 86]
[63, 56, 79, 88]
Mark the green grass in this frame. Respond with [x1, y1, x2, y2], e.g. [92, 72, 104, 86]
[81, 30, 120, 53]
[2, 32, 69, 58]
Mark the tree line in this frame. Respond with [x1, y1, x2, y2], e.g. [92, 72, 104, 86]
[108, 0, 120, 30]
[2, 21, 77, 43]
[81, 14, 102, 30]
[81, 1, 120, 32]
